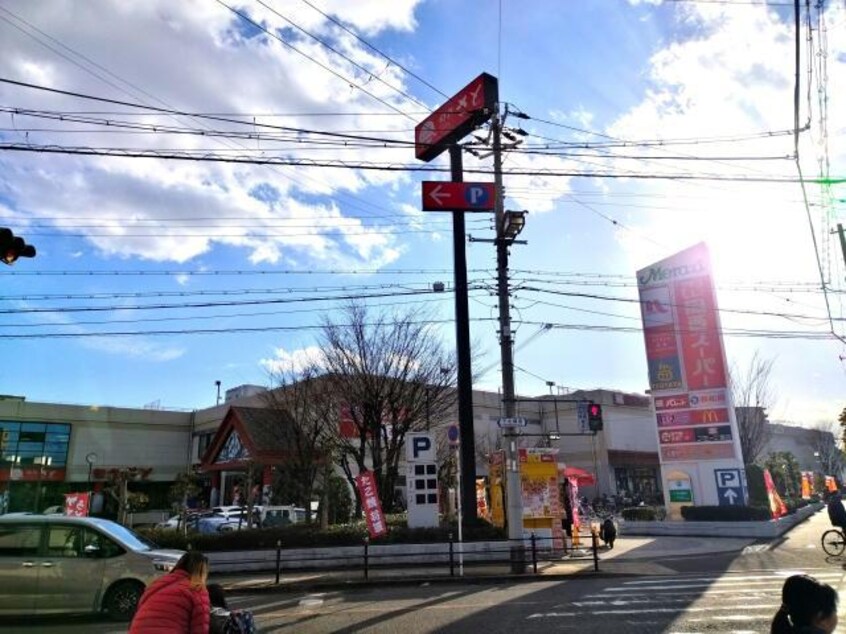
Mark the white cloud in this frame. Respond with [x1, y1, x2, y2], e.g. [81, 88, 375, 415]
[260, 345, 323, 374]
[0, 0, 426, 267]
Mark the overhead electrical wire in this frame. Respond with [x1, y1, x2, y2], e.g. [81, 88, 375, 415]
[214, 0, 416, 120]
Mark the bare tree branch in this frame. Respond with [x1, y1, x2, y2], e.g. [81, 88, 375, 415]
[319, 302, 456, 513]
[730, 351, 775, 464]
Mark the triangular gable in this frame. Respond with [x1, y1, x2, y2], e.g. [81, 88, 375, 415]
[201, 407, 260, 469]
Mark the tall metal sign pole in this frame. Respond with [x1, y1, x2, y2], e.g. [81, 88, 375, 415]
[415, 73, 498, 522]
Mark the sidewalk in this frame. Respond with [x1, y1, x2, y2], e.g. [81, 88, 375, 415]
[211, 520, 764, 593]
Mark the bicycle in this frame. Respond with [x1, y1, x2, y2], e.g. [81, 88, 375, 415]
[821, 527, 846, 556]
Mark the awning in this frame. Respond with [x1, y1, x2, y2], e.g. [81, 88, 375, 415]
[561, 466, 596, 485]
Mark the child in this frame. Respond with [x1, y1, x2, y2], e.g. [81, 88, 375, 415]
[207, 583, 258, 634]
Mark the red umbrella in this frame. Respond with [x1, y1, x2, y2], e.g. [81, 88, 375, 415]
[562, 466, 596, 485]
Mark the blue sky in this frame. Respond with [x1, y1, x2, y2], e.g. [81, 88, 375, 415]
[0, 0, 844, 429]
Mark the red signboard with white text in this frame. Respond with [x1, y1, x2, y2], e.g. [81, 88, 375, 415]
[414, 73, 498, 162]
[355, 471, 387, 538]
[637, 243, 744, 486]
[64, 492, 90, 517]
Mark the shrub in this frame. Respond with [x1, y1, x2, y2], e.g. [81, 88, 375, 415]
[745, 464, 768, 506]
[137, 517, 505, 552]
[680, 505, 771, 522]
[621, 506, 663, 521]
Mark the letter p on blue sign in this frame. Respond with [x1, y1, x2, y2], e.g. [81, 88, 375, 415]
[406, 432, 435, 462]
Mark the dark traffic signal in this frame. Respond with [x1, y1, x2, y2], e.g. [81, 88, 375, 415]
[588, 403, 603, 432]
[0, 228, 36, 265]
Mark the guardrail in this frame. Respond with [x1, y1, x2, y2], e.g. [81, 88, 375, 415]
[207, 529, 605, 580]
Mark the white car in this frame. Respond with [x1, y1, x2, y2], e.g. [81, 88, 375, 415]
[0, 515, 184, 620]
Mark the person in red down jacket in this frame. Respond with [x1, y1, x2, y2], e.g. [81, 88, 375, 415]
[129, 551, 210, 634]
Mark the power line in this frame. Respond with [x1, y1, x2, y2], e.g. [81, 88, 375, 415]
[214, 0, 415, 120]
[0, 142, 818, 183]
[297, 0, 449, 100]
[251, 0, 431, 112]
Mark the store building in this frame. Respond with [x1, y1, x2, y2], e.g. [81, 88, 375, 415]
[0, 383, 661, 513]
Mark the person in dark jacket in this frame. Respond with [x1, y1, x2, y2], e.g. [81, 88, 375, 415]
[129, 551, 210, 634]
[827, 492, 846, 530]
[770, 574, 838, 634]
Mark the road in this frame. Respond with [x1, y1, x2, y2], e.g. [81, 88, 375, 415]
[10, 511, 846, 633]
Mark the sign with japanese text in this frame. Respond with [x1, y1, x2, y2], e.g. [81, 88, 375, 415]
[355, 471, 387, 538]
[64, 492, 90, 517]
[414, 73, 498, 162]
[637, 243, 740, 462]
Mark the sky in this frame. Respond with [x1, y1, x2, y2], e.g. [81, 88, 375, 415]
[0, 0, 844, 428]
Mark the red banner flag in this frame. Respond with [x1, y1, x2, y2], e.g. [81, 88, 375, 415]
[763, 469, 787, 519]
[355, 471, 387, 539]
[64, 492, 90, 517]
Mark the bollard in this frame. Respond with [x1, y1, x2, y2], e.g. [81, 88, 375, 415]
[531, 532, 538, 574]
[275, 539, 282, 585]
[363, 537, 370, 581]
[591, 532, 599, 572]
[449, 532, 455, 577]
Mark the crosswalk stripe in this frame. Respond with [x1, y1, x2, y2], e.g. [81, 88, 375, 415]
[622, 573, 842, 585]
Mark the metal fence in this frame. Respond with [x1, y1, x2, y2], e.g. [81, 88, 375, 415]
[237, 530, 604, 583]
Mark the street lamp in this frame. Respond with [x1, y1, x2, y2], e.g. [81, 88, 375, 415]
[85, 452, 97, 488]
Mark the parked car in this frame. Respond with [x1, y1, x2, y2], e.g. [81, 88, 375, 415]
[0, 514, 184, 620]
[261, 505, 307, 527]
[197, 508, 260, 534]
[155, 510, 213, 531]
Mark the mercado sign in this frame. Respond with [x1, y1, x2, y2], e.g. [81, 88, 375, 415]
[637, 243, 747, 508]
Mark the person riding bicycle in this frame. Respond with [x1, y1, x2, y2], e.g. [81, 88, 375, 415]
[827, 491, 846, 530]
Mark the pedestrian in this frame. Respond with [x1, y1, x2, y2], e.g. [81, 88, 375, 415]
[770, 574, 838, 633]
[827, 491, 846, 531]
[129, 551, 210, 634]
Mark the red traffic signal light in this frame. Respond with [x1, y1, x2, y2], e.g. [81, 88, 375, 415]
[587, 403, 603, 432]
[0, 228, 36, 265]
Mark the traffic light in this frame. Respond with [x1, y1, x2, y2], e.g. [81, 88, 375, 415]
[588, 403, 603, 432]
[0, 228, 36, 265]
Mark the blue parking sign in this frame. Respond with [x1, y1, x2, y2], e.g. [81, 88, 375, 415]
[714, 468, 743, 506]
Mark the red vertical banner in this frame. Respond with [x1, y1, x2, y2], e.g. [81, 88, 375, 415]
[675, 276, 727, 390]
[355, 471, 387, 538]
[763, 469, 787, 519]
[64, 492, 90, 517]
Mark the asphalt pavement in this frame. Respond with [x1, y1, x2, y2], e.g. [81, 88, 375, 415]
[9, 508, 846, 633]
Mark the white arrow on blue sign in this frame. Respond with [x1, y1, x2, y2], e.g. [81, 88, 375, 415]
[714, 468, 744, 506]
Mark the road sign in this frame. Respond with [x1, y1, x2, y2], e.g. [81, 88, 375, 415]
[497, 417, 527, 428]
[577, 402, 589, 433]
[421, 181, 495, 211]
[714, 468, 743, 506]
[447, 424, 460, 447]
[406, 432, 436, 462]
[414, 73, 498, 162]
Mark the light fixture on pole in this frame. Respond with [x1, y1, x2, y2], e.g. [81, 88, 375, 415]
[501, 210, 527, 241]
[215, 380, 222, 406]
[85, 452, 97, 488]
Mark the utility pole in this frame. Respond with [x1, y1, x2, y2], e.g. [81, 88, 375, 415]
[837, 224, 846, 272]
[493, 108, 525, 572]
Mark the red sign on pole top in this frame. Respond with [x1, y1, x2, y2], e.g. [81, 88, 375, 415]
[415, 73, 498, 162]
[64, 492, 90, 517]
[355, 471, 387, 539]
[421, 181, 495, 211]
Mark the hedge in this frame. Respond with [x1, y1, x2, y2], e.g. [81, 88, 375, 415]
[137, 518, 505, 552]
[621, 506, 665, 521]
[680, 505, 772, 522]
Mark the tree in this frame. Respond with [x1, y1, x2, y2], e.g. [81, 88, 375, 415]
[838, 407, 846, 448]
[731, 351, 775, 464]
[320, 302, 456, 514]
[764, 451, 801, 498]
[103, 467, 150, 525]
[811, 421, 845, 478]
[168, 471, 202, 534]
[263, 363, 338, 524]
